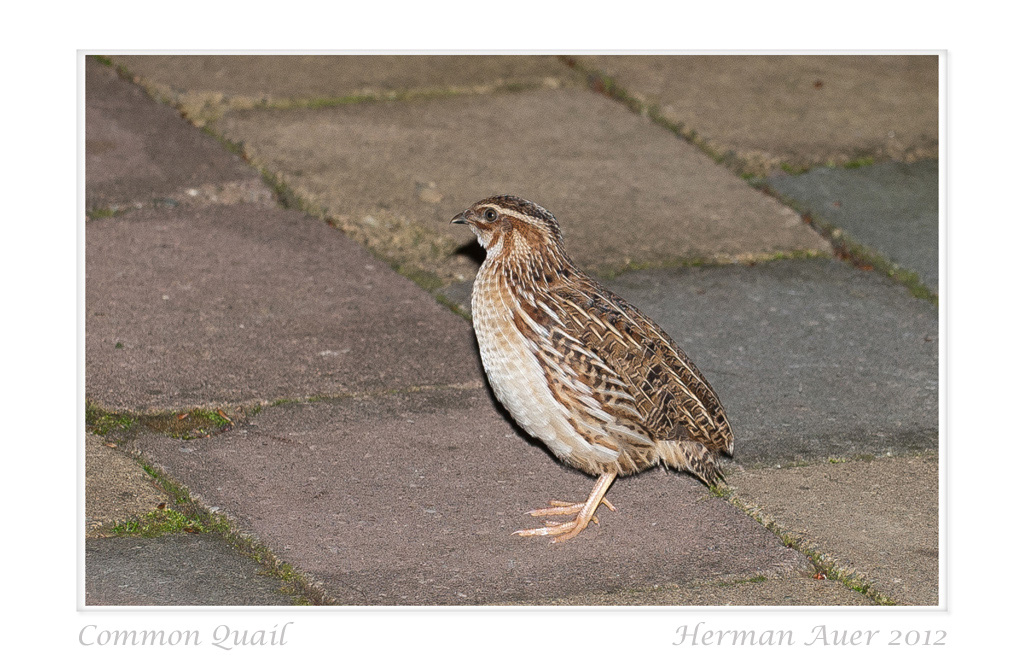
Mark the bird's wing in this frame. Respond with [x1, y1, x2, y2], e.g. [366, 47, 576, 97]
[531, 279, 734, 458]
[502, 281, 654, 473]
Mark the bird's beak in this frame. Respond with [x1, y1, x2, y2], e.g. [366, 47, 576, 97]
[450, 211, 469, 225]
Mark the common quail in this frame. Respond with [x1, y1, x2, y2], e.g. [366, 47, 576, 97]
[451, 195, 734, 542]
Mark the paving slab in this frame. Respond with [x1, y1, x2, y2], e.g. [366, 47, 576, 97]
[729, 455, 939, 605]
[507, 575, 874, 606]
[85, 535, 296, 606]
[86, 203, 483, 413]
[134, 388, 811, 606]
[110, 55, 578, 102]
[213, 87, 828, 282]
[446, 258, 938, 466]
[767, 160, 939, 292]
[86, 57, 267, 211]
[576, 55, 939, 175]
[86, 433, 167, 536]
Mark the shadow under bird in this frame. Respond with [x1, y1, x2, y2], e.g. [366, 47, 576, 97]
[451, 195, 734, 542]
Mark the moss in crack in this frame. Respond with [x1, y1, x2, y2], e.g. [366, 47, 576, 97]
[707, 482, 732, 499]
[87, 207, 115, 219]
[88, 383, 475, 447]
[86, 400, 254, 443]
[779, 162, 809, 176]
[597, 249, 827, 281]
[397, 265, 445, 293]
[86, 401, 136, 437]
[843, 156, 875, 169]
[110, 507, 212, 537]
[148, 408, 235, 439]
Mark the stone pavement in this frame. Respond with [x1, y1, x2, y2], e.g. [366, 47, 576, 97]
[84, 54, 939, 607]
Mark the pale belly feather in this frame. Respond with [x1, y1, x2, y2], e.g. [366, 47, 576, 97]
[471, 274, 585, 462]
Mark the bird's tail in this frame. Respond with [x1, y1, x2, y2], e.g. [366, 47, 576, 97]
[657, 440, 724, 486]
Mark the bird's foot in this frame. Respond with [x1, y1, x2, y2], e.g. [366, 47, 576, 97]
[512, 497, 616, 543]
[526, 498, 616, 518]
[512, 473, 618, 543]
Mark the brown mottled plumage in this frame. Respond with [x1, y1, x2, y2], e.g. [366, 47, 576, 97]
[451, 195, 734, 542]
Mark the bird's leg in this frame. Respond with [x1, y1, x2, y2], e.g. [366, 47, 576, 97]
[513, 472, 617, 543]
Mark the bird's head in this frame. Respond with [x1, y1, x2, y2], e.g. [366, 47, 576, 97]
[450, 195, 565, 259]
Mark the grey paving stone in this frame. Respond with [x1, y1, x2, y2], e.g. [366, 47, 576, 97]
[86, 204, 483, 413]
[215, 87, 828, 282]
[730, 455, 939, 605]
[110, 55, 578, 101]
[85, 534, 295, 606]
[85, 57, 266, 211]
[767, 160, 939, 292]
[135, 388, 810, 606]
[578, 55, 938, 174]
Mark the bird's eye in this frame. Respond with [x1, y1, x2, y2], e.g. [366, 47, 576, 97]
[483, 209, 498, 222]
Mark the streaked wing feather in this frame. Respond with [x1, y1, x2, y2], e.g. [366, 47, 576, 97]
[543, 277, 734, 457]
